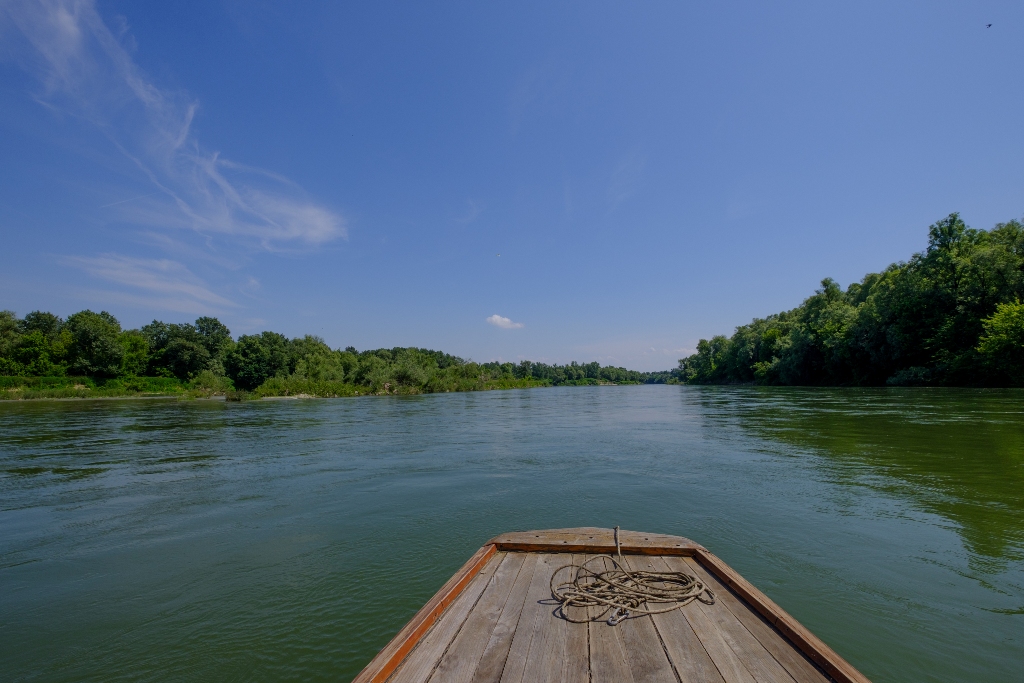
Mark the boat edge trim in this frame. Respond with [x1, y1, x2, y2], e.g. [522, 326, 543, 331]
[351, 531, 871, 683]
[350, 543, 497, 683]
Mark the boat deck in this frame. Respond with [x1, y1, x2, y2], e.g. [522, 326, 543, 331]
[356, 528, 867, 683]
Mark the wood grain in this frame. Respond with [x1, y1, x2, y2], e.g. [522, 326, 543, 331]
[662, 557, 797, 683]
[351, 531, 871, 683]
[647, 597, 726, 683]
[648, 555, 749, 683]
[518, 553, 573, 683]
[618, 555, 684, 683]
[500, 553, 573, 682]
[426, 552, 527, 683]
[561, 553, 591, 683]
[679, 557, 829, 683]
[693, 550, 869, 683]
[587, 555, 637, 683]
[472, 552, 540, 683]
[489, 528, 702, 555]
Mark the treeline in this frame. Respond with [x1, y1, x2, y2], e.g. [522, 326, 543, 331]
[0, 309, 670, 398]
[678, 213, 1024, 387]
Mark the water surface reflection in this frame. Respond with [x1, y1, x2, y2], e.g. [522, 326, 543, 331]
[1, 388, 1021, 682]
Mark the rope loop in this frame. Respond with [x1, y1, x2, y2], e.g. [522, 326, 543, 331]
[549, 527, 715, 625]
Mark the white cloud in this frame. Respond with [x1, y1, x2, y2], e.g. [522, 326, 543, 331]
[3, 0, 344, 248]
[486, 314, 524, 329]
[65, 254, 235, 314]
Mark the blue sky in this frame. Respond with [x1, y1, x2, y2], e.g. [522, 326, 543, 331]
[1, 1, 1022, 370]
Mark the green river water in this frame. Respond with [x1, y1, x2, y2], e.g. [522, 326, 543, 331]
[1, 386, 1021, 682]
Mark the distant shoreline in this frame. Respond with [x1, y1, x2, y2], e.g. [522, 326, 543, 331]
[2, 310, 677, 398]
[1, 381, 658, 403]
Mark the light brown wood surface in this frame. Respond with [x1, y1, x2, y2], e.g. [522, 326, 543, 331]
[487, 527, 703, 555]
[472, 553, 539, 683]
[679, 557, 829, 683]
[427, 552, 526, 683]
[353, 529, 869, 683]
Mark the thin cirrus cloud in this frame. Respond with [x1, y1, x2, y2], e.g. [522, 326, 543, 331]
[2, 0, 344, 249]
[486, 314, 524, 329]
[64, 254, 236, 315]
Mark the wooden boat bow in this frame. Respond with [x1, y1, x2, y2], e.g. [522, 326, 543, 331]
[353, 528, 871, 683]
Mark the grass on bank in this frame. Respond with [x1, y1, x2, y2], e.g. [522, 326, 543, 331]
[0, 372, 231, 400]
[250, 375, 552, 398]
[0, 372, 567, 400]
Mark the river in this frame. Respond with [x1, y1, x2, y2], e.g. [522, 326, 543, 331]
[1, 386, 1021, 682]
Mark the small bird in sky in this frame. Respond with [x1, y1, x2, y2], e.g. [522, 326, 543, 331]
[986, 23, 992, 28]
[496, 253, 501, 257]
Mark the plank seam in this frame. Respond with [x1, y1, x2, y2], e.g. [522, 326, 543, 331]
[424, 553, 507, 682]
[621, 554, 683, 683]
[352, 534, 871, 683]
[584, 554, 594, 683]
[693, 550, 869, 683]
[672, 555, 801, 683]
[651, 553, 738, 683]
[647, 611, 685, 683]
[495, 554, 541, 683]
[683, 557, 834, 683]
[462, 551, 530, 683]
[473, 551, 531, 681]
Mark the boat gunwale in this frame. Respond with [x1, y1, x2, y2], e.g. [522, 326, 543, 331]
[351, 528, 871, 683]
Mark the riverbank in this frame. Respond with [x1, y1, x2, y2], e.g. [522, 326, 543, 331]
[1, 376, 197, 400]
[0, 372, 663, 401]
[0, 375, 617, 400]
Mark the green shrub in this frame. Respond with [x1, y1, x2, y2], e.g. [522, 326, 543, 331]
[253, 376, 358, 398]
[977, 300, 1024, 385]
[188, 370, 234, 393]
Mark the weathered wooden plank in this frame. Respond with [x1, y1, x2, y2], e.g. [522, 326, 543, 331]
[647, 598, 726, 683]
[618, 555, 683, 683]
[354, 544, 498, 683]
[587, 555, 637, 683]
[518, 553, 574, 683]
[682, 604, 758, 683]
[680, 557, 830, 683]
[692, 550, 869, 683]
[662, 557, 797, 683]
[489, 528, 702, 555]
[354, 534, 870, 683]
[388, 555, 499, 683]
[561, 553, 591, 683]
[647, 555, 753, 683]
[472, 553, 540, 683]
[426, 552, 527, 683]
[500, 553, 574, 683]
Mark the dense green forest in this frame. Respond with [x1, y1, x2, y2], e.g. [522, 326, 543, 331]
[0, 309, 671, 399]
[8, 213, 1017, 397]
[678, 214, 1024, 387]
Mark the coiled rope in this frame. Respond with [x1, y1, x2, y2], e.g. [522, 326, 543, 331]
[550, 526, 715, 626]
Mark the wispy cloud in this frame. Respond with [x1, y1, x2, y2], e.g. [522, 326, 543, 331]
[3, 0, 344, 248]
[608, 148, 646, 208]
[64, 254, 235, 315]
[456, 199, 484, 225]
[509, 58, 573, 134]
[486, 314, 524, 329]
